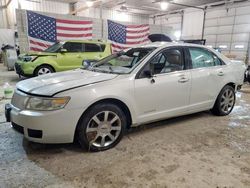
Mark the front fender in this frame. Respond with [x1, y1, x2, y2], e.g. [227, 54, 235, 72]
[56, 78, 138, 125]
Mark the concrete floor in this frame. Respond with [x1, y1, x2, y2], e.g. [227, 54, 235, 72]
[0, 64, 250, 188]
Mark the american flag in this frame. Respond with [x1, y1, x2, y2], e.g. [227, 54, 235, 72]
[27, 11, 93, 52]
[108, 20, 150, 52]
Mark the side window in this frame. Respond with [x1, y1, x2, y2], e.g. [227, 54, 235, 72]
[213, 55, 222, 66]
[63, 42, 83, 52]
[150, 48, 184, 74]
[189, 48, 215, 68]
[84, 43, 103, 52]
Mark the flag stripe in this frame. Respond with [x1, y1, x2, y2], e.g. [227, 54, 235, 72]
[56, 29, 93, 35]
[30, 47, 44, 52]
[126, 28, 149, 34]
[57, 36, 92, 41]
[56, 19, 92, 25]
[56, 23, 93, 28]
[57, 33, 92, 38]
[126, 33, 150, 40]
[56, 26, 92, 31]
[127, 24, 148, 28]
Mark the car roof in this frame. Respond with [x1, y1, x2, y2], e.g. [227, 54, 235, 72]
[141, 41, 209, 49]
[64, 40, 109, 44]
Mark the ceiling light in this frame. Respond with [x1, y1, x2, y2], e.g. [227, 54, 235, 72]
[160, 1, 168, 10]
[86, 1, 94, 7]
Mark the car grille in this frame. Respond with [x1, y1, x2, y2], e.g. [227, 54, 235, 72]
[12, 123, 24, 134]
[15, 63, 24, 75]
[11, 90, 28, 110]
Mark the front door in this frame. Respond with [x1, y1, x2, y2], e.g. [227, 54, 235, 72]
[56, 42, 84, 71]
[134, 47, 191, 123]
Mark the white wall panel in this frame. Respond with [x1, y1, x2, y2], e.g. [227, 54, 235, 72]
[217, 25, 233, 34]
[206, 9, 235, 19]
[182, 10, 204, 39]
[20, 0, 69, 14]
[232, 33, 249, 42]
[218, 17, 235, 26]
[0, 0, 69, 29]
[76, 3, 149, 24]
[235, 15, 250, 24]
[216, 34, 231, 42]
[204, 27, 217, 35]
[236, 6, 250, 15]
[204, 35, 216, 42]
[233, 24, 250, 33]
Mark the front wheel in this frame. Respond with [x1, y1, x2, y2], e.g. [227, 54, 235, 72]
[77, 103, 126, 151]
[211, 85, 236, 116]
[34, 65, 54, 76]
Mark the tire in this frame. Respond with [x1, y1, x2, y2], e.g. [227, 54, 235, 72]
[211, 85, 236, 116]
[34, 65, 54, 76]
[77, 103, 126, 152]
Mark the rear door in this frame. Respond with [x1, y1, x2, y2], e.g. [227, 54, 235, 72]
[83, 43, 106, 61]
[187, 47, 226, 110]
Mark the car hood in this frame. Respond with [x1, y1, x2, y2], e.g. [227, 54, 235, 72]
[27, 51, 56, 56]
[16, 69, 118, 96]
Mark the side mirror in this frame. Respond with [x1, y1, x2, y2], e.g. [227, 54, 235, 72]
[82, 60, 97, 68]
[60, 48, 67, 53]
[144, 70, 153, 78]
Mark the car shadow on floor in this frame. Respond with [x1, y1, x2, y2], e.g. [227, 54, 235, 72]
[22, 111, 211, 155]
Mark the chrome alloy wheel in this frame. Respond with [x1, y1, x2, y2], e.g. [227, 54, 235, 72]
[86, 111, 122, 148]
[220, 88, 235, 113]
[38, 67, 52, 75]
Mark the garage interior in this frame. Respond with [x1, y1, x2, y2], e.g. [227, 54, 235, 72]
[1, 0, 250, 187]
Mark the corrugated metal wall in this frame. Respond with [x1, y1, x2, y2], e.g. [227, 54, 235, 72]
[0, 0, 69, 29]
[152, 2, 250, 62]
[149, 14, 182, 40]
[204, 4, 250, 61]
[75, 3, 149, 24]
[0, 0, 8, 28]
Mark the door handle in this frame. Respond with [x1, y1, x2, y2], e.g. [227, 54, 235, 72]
[178, 77, 189, 83]
[217, 71, 224, 76]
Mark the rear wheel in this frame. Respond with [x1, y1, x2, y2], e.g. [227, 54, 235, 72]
[211, 85, 235, 116]
[34, 65, 54, 76]
[77, 103, 126, 151]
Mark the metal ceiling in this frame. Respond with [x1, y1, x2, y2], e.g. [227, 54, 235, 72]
[47, 0, 249, 15]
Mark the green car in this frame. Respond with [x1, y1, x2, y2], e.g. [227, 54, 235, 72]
[15, 40, 112, 77]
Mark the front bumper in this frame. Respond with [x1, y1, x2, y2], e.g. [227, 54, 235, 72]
[5, 103, 82, 144]
[14, 62, 33, 77]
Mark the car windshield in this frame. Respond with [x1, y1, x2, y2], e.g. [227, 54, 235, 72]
[44, 42, 63, 52]
[85, 47, 155, 74]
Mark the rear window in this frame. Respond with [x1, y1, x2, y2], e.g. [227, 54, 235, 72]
[85, 43, 105, 52]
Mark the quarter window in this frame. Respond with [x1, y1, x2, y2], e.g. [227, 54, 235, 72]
[85, 43, 103, 52]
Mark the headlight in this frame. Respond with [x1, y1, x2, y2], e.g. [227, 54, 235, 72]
[25, 96, 70, 111]
[23, 56, 37, 62]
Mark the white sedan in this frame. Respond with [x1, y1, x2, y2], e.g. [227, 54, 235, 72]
[5, 42, 246, 151]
